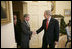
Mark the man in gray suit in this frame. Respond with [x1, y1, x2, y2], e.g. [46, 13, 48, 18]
[21, 14, 35, 48]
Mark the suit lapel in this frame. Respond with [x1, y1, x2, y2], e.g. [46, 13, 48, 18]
[24, 21, 30, 28]
[48, 18, 53, 27]
[44, 19, 47, 30]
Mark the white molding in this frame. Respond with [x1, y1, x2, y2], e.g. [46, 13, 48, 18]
[9, 43, 17, 48]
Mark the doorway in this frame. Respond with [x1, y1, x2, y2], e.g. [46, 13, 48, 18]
[12, 1, 23, 22]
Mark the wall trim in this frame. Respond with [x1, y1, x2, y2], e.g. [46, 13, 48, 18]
[9, 43, 17, 48]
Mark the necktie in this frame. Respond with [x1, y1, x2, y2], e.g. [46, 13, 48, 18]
[46, 20, 48, 30]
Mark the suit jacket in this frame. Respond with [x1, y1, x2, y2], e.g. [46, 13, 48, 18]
[21, 20, 32, 42]
[14, 19, 22, 45]
[36, 18, 59, 44]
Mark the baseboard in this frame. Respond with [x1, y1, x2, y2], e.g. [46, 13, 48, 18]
[9, 43, 17, 48]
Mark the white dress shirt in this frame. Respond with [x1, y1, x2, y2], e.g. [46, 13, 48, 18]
[47, 16, 51, 24]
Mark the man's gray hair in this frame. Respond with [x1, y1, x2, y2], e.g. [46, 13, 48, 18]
[24, 14, 29, 18]
[45, 10, 52, 16]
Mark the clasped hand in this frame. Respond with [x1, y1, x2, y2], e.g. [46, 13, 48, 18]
[32, 31, 37, 35]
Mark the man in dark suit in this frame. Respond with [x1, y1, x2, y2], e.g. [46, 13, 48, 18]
[36, 10, 59, 48]
[14, 15, 22, 48]
[21, 14, 34, 48]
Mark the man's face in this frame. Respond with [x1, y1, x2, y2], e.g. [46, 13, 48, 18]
[14, 15, 17, 22]
[25, 16, 30, 21]
[14, 15, 17, 19]
[46, 15, 49, 19]
[44, 12, 47, 19]
[14, 15, 17, 25]
[44, 12, 49, 19]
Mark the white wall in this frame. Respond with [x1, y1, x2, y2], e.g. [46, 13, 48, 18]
[55, 1, 71, 24]
[1, 1, 16, 48]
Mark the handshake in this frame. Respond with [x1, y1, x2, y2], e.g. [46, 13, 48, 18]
[32, 31, 37, 35]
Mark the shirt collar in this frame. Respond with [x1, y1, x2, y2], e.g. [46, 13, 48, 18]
[49, 16, 51, 21]
[47, 16, 51, 21]
[24, 20, 28, 23]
